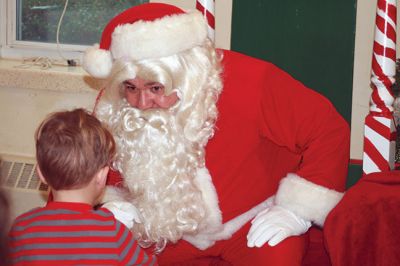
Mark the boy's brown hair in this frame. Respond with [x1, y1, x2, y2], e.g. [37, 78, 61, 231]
[35, 108, 115, 190]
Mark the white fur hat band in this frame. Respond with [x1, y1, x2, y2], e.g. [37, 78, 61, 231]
[82, 3, 208, 79]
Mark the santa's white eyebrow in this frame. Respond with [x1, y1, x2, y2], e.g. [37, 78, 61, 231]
[122, 80, 164, 87]
[145, 82, 163, 86]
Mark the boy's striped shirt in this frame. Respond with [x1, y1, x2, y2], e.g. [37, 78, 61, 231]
[9, 201, 157, 265]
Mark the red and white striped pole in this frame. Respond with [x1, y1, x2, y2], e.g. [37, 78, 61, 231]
[363, 0, 397, 174]
[196, 0, 215, 42]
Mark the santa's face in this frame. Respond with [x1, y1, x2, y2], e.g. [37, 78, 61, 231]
[123, 77, 179, 110]
[95, 43, 222, 250]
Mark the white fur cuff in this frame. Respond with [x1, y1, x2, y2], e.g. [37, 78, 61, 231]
[275, 174, 344, 227]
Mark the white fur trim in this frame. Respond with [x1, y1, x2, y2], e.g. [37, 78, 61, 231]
[183, 195, 275, 250]
[182, 167, 221, 249]
[275, 174, 344, 227]
[193, 167, 222, 231]
[99, 185, 127, 204]
[110, 11, 207, 61]
[218, 196, 275, 239]
[184, 168, 275, 250]
[82, 44, 113, 78]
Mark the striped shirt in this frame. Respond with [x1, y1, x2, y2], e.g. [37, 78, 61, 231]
[9, 201, 157, 266]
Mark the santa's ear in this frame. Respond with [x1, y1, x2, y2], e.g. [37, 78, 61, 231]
[36, 165, 48, 185]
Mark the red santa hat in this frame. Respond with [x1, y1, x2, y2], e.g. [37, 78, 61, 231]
[82, 3, 208, 79]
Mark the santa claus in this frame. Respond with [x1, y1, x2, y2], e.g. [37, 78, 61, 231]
[83, 3, 349, 265]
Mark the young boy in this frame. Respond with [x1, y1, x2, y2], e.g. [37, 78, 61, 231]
[8, 108, 157, 266]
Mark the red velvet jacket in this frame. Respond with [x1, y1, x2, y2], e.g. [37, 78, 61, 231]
[107, 49, 350, 231]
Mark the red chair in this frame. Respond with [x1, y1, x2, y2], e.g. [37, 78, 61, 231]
[324, 171, 400, 266]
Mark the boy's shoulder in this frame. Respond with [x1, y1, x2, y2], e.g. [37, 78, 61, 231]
[13, 206, 43, 223]
[10, 205, 118, 234]
[94, 206, 115, 219]
[13, 203, 113, 223]
[10, 206, 44, 234]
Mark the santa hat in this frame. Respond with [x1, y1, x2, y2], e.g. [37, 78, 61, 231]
[82, 3, 208, 79]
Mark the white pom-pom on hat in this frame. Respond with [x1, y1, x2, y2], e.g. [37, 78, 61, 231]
[82, 44, 113, 79]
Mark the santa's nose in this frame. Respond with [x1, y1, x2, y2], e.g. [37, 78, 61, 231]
[137, 90, 154, 110]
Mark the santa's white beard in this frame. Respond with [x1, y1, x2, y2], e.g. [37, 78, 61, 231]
[98, 101, 207, 252]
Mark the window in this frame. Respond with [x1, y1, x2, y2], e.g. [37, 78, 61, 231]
[1, 0, 148, 61]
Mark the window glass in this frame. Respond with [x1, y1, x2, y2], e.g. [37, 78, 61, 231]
[16, 0, 148, 46]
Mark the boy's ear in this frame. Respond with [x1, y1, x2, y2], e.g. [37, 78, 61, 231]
[96, 166, 109, 187]
[36, 165, 48, 185]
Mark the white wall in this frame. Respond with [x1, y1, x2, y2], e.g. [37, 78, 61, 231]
[351, 0, 376, 160]
[0, 63, 100, 157]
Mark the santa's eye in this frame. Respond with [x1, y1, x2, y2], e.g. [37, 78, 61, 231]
[150, 85, 164, 94]
[124, 83, 137, 93]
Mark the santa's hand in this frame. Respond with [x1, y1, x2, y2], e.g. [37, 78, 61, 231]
[247, 205, 311, 247]
[102, 201, 141, 229]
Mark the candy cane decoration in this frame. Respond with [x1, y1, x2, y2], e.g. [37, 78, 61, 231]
[363, 0, 397, 174]
[196, 0, 215, 41]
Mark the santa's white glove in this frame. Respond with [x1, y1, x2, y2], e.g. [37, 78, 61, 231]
[247, 205, 311, 247]
[102, 201, 141, 229]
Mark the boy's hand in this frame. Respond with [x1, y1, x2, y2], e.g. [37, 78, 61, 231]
[102, 200, 141, 229]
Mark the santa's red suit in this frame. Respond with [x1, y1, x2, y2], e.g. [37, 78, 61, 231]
[103, 48, 349, 265]
[204, 49, 349, 225]
[83, 3, 350, 265]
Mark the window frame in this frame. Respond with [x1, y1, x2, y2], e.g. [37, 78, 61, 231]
[1, 0, 89, 61]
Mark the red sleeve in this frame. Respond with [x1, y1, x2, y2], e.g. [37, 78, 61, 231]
[259, 63, 350, 191]
[256, 62, 349, 226]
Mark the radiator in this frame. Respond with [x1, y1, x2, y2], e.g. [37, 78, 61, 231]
[0, 154, 49, 221]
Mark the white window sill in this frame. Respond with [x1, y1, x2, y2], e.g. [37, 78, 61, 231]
[0, 58, 103, 93]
